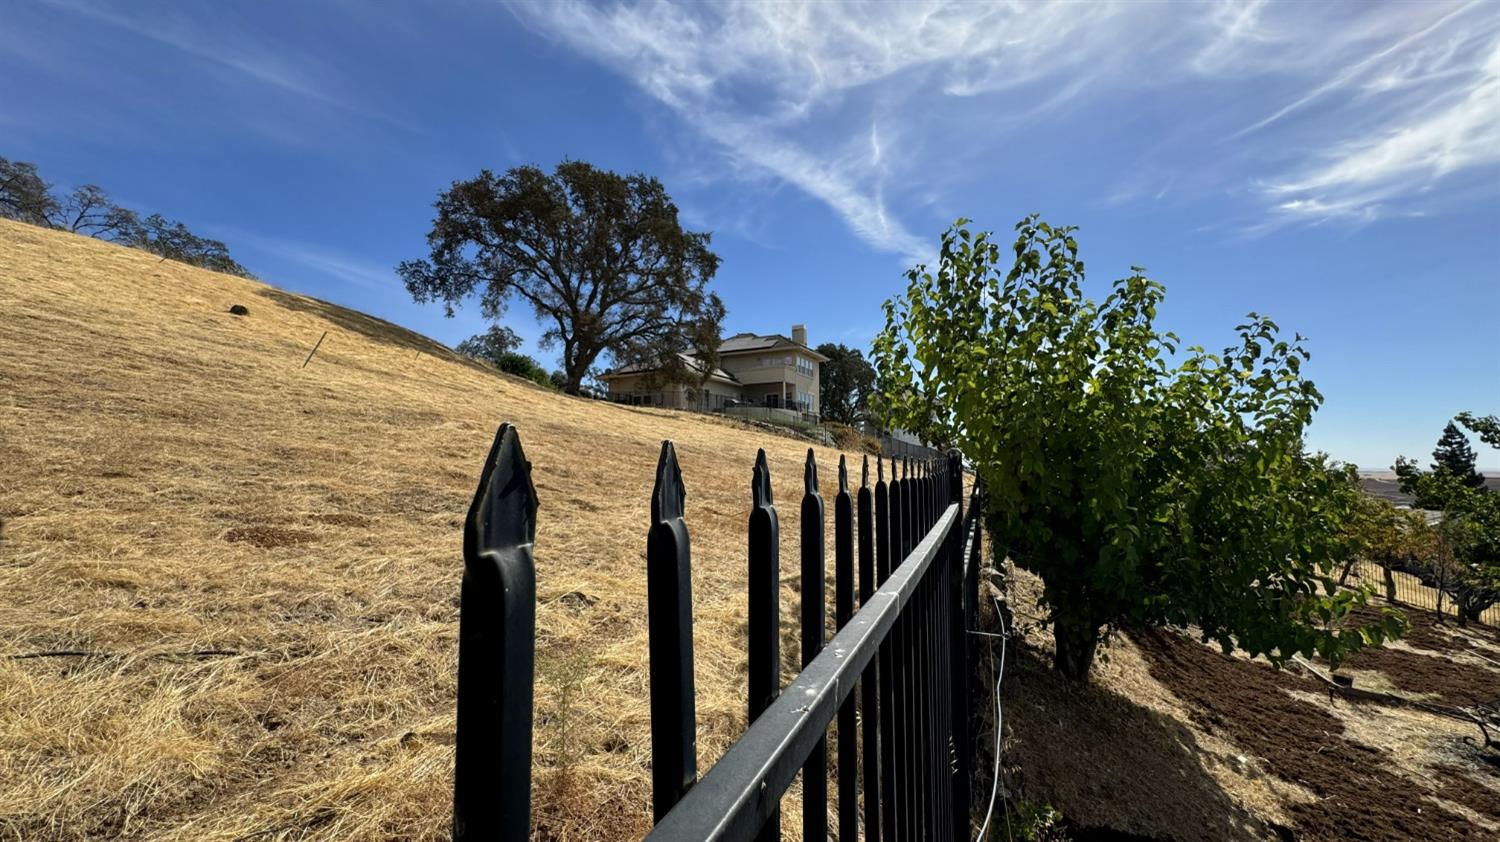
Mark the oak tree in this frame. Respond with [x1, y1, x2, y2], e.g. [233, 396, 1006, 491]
[398, 161, 725, 395]
[816, 342, 876, 425]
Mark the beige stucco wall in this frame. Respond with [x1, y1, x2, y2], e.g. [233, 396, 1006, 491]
[719, 349, 821, 413]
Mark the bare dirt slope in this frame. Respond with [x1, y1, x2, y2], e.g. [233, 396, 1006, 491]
[0, 220, 869, 840]
[998, 564, 1500, 841]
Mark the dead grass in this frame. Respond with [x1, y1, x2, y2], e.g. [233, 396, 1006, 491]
[0, 220, 869, 840]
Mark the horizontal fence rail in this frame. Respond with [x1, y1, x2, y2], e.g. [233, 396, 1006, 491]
[452, 423, 985, 841]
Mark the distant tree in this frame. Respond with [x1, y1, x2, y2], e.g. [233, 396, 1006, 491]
[873, 216, 1404, 680]
[816, 342, 876, 424]
[49, 184, 120, 236]
[455, 327, 552, 387]
[1431, 421, 1485, 490]
[1, 155, 254, 277]
[397, 161, 726, 395]
[0, 156, 57, 225]
[454, 325, 524, 362]
[549, 370, 568, 390]
[1395, 412, 1500, 624]
[122, 213, 254, 278]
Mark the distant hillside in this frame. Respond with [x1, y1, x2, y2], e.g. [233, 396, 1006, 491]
[1361, 475, 1500, 507]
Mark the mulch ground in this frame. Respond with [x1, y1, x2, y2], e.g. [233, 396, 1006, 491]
[1134, 629, 1496, 841]
[1338, 606, 1500, 706]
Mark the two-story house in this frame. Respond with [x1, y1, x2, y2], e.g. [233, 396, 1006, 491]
[600, 324, 827, 418]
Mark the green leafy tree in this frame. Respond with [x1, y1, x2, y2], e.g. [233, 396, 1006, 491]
[1457, 412, 1500, 449]
[398, 160, 726, 395]
[1395, 412, 1500, 624]
[454, 325, 524, 361]
[872, 216, 1403, 680]
[454, 326, 553, 388]
[816, 342, 876, 424]
[1430, 421, 1485, 490]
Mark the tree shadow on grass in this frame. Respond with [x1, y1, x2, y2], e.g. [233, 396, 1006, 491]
[998, 640, 1285, 842]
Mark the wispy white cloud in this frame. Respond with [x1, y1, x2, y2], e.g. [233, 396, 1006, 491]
[508, 0, 1179, 262]
[219, 227, 396, 291]
[510, 0, 1496, 251]
[1257, 12, 1500, 225]
[44, 0, 405, 128]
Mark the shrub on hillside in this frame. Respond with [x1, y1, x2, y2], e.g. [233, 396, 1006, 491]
[825, 422, 880, 455]
[873, 216, 1405, 681]
[454, 327, 553, 388]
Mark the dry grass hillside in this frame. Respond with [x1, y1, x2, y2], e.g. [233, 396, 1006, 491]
[0, 220, 876, 840]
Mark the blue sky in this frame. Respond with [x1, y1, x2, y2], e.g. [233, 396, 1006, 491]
[4, 0, 1497, 469]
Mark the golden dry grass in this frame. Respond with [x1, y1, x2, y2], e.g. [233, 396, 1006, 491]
[0, 220, 873, 840]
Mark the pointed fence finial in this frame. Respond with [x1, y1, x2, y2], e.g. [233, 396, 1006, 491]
[652, 441, 686, 524]
[753, 448, 774, 508]
[804, 448, 818, 493]
[861, 454, 869, 488]
[465, 422, 539, 560]
[456, 422, 538, 841]
[877, 454, 885, 482]
[838, 455, 849, 494]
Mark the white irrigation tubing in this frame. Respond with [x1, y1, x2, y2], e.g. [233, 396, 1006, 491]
[974, 589, 1009, 842]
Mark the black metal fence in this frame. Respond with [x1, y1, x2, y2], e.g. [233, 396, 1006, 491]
[1345, 558, 1500, 626]
[453, 422, 985, 841]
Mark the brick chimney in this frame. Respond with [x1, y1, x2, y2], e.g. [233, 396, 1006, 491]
[792, 324, 807, 346]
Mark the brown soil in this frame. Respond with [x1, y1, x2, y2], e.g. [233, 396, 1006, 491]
[223, 525, 316, 548]
[1336, 606, 1500, 706]
[1434, 764, 1500, 818]
[1134, 629, 1491, 841]
[1001, 638, 1280, 841]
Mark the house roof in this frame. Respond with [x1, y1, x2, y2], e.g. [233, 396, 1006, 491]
[599, 353, 740, 385]
[719, 332, 829, 362]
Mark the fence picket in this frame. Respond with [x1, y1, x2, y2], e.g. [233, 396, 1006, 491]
[747, 449, 781, 842]
[454, 423, 537, 841]
[857, 456, 880, 842]
[835, 456, 858, 842]
[455, 425, 983, 842]
[875, 456, 898, 842]
[647, 441, 698, 822]
[800, 449, 828, 842]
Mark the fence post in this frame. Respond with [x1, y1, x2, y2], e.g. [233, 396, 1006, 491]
[648, 441, 697, 822]
[835, 457, 858, 842]
[454, 423, 537, 841]
[858, 456, 880, 842]
[747, 449, 781, 841]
